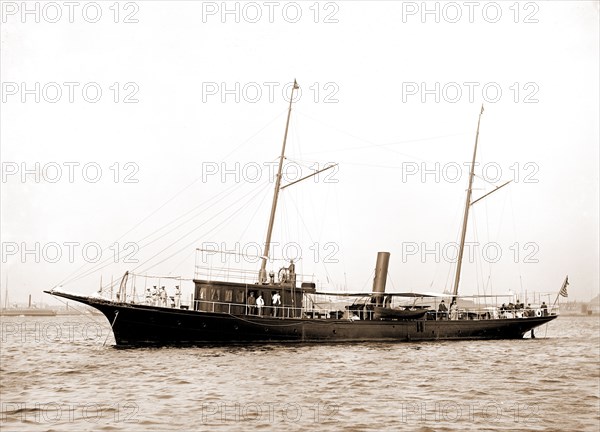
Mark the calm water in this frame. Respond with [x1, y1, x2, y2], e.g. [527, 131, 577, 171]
[1, 314, 598, 431]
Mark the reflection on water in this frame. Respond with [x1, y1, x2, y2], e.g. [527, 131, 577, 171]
[1, 315, 599, 431]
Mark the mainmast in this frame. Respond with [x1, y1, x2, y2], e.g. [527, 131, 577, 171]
[258, 79, 299, 283]
[452, 105, 484, 299]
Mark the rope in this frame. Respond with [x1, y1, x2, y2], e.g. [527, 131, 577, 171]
[64, 181, 247, 287]
[55, 111, 286, 289]
[135, 180, 271, 274]
[49, 294, 107, 327]
[103, 310, 119, 346]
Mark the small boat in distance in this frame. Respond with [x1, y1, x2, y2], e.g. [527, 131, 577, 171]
[46, 81, 559, 345]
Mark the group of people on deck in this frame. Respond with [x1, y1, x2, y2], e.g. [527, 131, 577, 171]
[437, 299, 459, 320]
[436, 298, 550, 319]
[246, 291, 282, 317]
[437, 298, 549, 320]
[500, 300, 548, 317]
[145, 285, 182, 308]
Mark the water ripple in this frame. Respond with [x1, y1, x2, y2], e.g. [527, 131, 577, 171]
[1, 315, 598, 431]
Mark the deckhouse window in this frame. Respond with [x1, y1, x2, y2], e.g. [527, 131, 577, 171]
[236, 290, 245, 303]
[225, 290, 233, 302]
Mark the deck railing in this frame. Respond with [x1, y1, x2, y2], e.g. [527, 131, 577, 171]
[114, 295, 559, 321]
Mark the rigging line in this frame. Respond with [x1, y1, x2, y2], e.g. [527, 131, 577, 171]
[62, 182, 246, 287]
[314, 181, 332, 245]
[484, 185, 493, 297]
[134, 180, 270, 274]
[325, 161, 428, 172]
[199, 180, 273, 247]
[128, 182, 250, 251]
[126, 182, 241, 245]
[296, 110, 466, 158]
[57, 180, 242, 287]
[471, 210, 483, 297]
[283, 158, 320, 171]
[169, 183, 270, 274]
[361, 269, 375, 291]
[445, 193, 466, 292]
[237, 181, 271, 241]
[48, 294, 107, 326]
[221, 110, 287, 161]
[103, 311, 119, 347]
[333, 185, 347, 288]
[280, 189, 290, 259]
[285, 192, 335, 287]
[72, 179, 272, 288]
[130, 273, 194, 281]
[166, 248, 197, 277]
[54, 112, 285, 289]
[388, 270, 397, 292]
[135, 181, 272, 274]
[473, 172, 507, 187]
[508, 188, 525, 292]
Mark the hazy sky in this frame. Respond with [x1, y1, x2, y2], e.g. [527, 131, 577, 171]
[1, 1, 598, 305]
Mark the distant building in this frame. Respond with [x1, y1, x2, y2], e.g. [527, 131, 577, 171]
[588, 295, 600, 315]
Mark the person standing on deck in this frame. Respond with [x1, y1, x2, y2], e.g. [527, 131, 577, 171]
[449, 300, 458, 320]
[272, 292, 281, 317]
[152, 286, 158, 306]
[159, 286, 167, 307]
[247, 292, 256, 315]
[256, 294, 265, 316]
[174, 286, 181, 309]
[289, 259, 296, 287]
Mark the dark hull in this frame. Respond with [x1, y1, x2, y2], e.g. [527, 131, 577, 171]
[45, 291, 558, 346]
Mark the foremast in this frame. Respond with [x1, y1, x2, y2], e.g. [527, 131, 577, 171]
[452, 105, 484, 300]
[258, 80, 300, 283]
